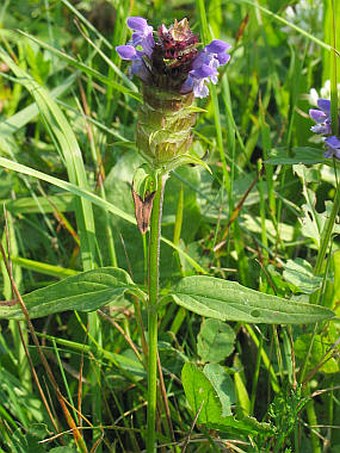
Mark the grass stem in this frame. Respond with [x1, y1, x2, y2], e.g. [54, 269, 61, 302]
[313, 165, 340, 279]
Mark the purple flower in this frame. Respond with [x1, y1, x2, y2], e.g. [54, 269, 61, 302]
[116, 45, 138, 60]
[309, 97, 340, 160]
[127, 17, 155, 58]
[116, 17, 155, 80]
[309, 99, 332, 135]
[181, 40, 231, 98]
[324, 135, 340, 159]
[116, 17, 231, 98]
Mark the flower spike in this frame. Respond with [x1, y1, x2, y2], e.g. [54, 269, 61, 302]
[115, 17, 231, 169]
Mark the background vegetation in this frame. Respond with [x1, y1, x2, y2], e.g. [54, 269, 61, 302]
[0, 0, 339, 451]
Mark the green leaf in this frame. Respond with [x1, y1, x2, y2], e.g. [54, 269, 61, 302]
[182, 362, 269, 435]
[0, 267, 145, 320]
[171, 276, 334, 324]
[267, 147, 327, 165]
[49, 448, 77, 453]
[132, 164, 158, 200]
[283, 258, 323, 294]
[0, 74, 76, 136]
[10, 424, 50, 453]
[182, 362, 223, 425]
[295, 334, 339, 374]
[197, 319, 235, 363]
[241, 214, 294, 243]
[203, 363, 236, 416]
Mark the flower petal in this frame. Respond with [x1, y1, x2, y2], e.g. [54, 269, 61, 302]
[193, 79, 209, 98]
[323, 136, 340, 160]
[116, 45, 137, 60]
[317, 98, 330, 113]
[311, 123, 331, 135]
[180, 75, 194, 94]
[325, 135, 340, 149]
[191, 64, 217, 79]
[127, 16, 150, 32]
[216, 52, 231, 65]
[205, 39, 231, 54]
[309, 108, 327, 123]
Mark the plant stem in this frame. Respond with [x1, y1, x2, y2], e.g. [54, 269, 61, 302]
[313, 171, 340, 278]
[147, 171, 166, 453]
[305, 393, 321, 453]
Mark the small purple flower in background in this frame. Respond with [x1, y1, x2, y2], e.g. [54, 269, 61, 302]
[324, 136, 340, 159]
[309, 99, 331, 135]
[116, 16, 231, 98]
[309, 98, 340, 160]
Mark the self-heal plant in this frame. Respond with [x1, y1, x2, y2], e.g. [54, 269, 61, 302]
[116, 16, 231, 452]
[0, 13, 336, 453]
[113, 16, 335, 453]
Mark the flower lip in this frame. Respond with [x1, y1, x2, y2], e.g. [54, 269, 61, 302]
[310, 123, 331, 135]
[205, 39, 232, 53]
[308, 94, 340, 160]
[325, 135, 340, 149]
[126, 16, 155, 58]
[127, 17, 150, 32]
[309, 97, 333, 136]
[116, 45, 138, 60]
[309, 108, 328, 124]
[180, 38, 231, 98]
[216, 52, 231, 65]
[190, 64, 217, 79]
[324, 136, 340, 159]
[317, 98, 330, 113]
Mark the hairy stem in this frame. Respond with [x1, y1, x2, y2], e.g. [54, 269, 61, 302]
[147, 172, 166, 453]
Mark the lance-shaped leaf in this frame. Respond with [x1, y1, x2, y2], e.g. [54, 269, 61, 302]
[0, 267, 145, 321]
[171, 276, 334, 324]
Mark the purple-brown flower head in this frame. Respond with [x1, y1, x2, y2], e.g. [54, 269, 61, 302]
[158, 19, 198, 60]
[116, 16, 231, 98]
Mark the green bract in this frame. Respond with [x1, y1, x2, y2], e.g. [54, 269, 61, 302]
[136, 87, 202, 169]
